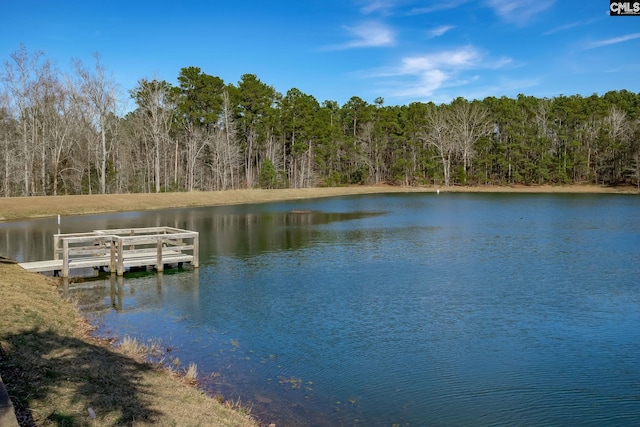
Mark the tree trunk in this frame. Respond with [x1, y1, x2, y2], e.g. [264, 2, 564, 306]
[442, 153, 451, 186]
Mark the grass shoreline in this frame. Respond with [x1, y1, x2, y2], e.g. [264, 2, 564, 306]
[0, 261, 260, 426]
[0, 184, 636, 426]
[0, 184, 636, 221]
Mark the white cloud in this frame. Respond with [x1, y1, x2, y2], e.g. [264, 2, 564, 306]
[370, 46, 513, 100]
[586, 32, 640, 49]
[409, 0, 469, 15]
[359, 0, 399, 14]
[399, 47, 483, 73]
[543, 21, 582, 35]
[544, 17, 599, 36]
[325, 21, 395, 50]
[485, 0, 555, 25]
[429, 25, 455, 37]
[394, 69, 450, 97]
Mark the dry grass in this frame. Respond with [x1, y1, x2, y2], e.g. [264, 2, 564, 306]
[0, 184, 635, 221]
[185, 363, 198, 382]
[118, 335, 148, 359]
[0, 262, 259, 426]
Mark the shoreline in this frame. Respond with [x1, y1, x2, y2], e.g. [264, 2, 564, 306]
[0, 184, 636, 221]
[0, 261, 259, 426]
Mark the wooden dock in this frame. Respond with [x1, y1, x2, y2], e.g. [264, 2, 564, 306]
[19, 227, 199, 277]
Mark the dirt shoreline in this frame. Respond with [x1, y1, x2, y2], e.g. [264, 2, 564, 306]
[0, 184, 636, 221]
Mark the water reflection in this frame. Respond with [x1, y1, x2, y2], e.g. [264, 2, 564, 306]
[63, 269, 201, 315]
[0, 207, 382, 263]
[196, 210, 383, 259]
[0, 217, 56, 262]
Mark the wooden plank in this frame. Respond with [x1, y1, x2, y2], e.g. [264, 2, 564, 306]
[20, 253, 193, 274]
[115, 235, 196, 246]
[19, 260, 63, 272]
[67, 256, 113, 269]
[94, 227, 171, 235]
[66, 248, 112, 256]
[122, 255, 193, 269]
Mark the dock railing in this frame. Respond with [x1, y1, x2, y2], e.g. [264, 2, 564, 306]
[48, 227, 199, 277]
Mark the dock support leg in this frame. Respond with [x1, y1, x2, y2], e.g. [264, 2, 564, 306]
[156, 237, 163, 272]
[62, 239, 69, 278]
[53, 235, 60, 261]
[117, 238, 124, 276]
[192, 232, 199, 269]
[109, 241, 116, 273]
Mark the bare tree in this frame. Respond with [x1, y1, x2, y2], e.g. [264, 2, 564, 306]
[449, 98, 493, 182]
[0, 94, 19, 196]
[578, 114, 599, 182]
[608, 105, 628, 183]
[605, 105, 627, 141]
[1, 45, 48, 195]
[420, 103, 456, 186]
[131, 78, 175, 193]
[47, 75, 83, 195]
[357, 121, 375, 183]
[222, 90, 241, 190]
[72, 54, 118, 194]
[630, 122, 640, 191]
[116, 111, 150, 192]
[182, 121, 209, 191]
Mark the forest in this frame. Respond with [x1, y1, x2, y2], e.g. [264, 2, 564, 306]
[1, 45, 639, 197]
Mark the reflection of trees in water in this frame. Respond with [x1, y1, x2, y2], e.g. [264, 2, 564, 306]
[0, 206, 383, 264]
[196, 210, 383, 258]
[0, 225, 54, 263]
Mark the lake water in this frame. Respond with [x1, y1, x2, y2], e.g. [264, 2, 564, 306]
[2, 193, 640, 426]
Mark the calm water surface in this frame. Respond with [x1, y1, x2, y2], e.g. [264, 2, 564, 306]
[2, 193, 640, 426]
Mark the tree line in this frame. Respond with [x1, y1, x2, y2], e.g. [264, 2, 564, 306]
[1, 45, 639, 197]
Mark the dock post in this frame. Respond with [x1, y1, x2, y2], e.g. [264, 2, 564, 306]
[116, 237, 124, 276]
[62, 238, 69, 278]
[53, 235, 60, 261]
[109, 237, 116, 273]
[193, 232, 199, 268]
[156, 236, 164, 272]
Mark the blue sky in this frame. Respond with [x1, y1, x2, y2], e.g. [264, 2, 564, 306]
[2, 0, 639, 107]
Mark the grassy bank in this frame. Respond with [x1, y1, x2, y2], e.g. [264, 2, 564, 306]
[0, 187, 417, 221]
[0, 262, 259, 426]
[0, 184, 635, 221]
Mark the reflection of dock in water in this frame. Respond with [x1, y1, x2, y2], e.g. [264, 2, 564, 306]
[19, 227, 198, 278]
[62, 268, 200, 315]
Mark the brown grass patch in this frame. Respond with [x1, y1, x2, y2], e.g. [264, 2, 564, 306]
[0, 263, 258, 426]
[0, 185, 635, 221]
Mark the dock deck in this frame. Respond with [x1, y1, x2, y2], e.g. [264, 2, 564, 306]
[19, 227, 199, 277]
